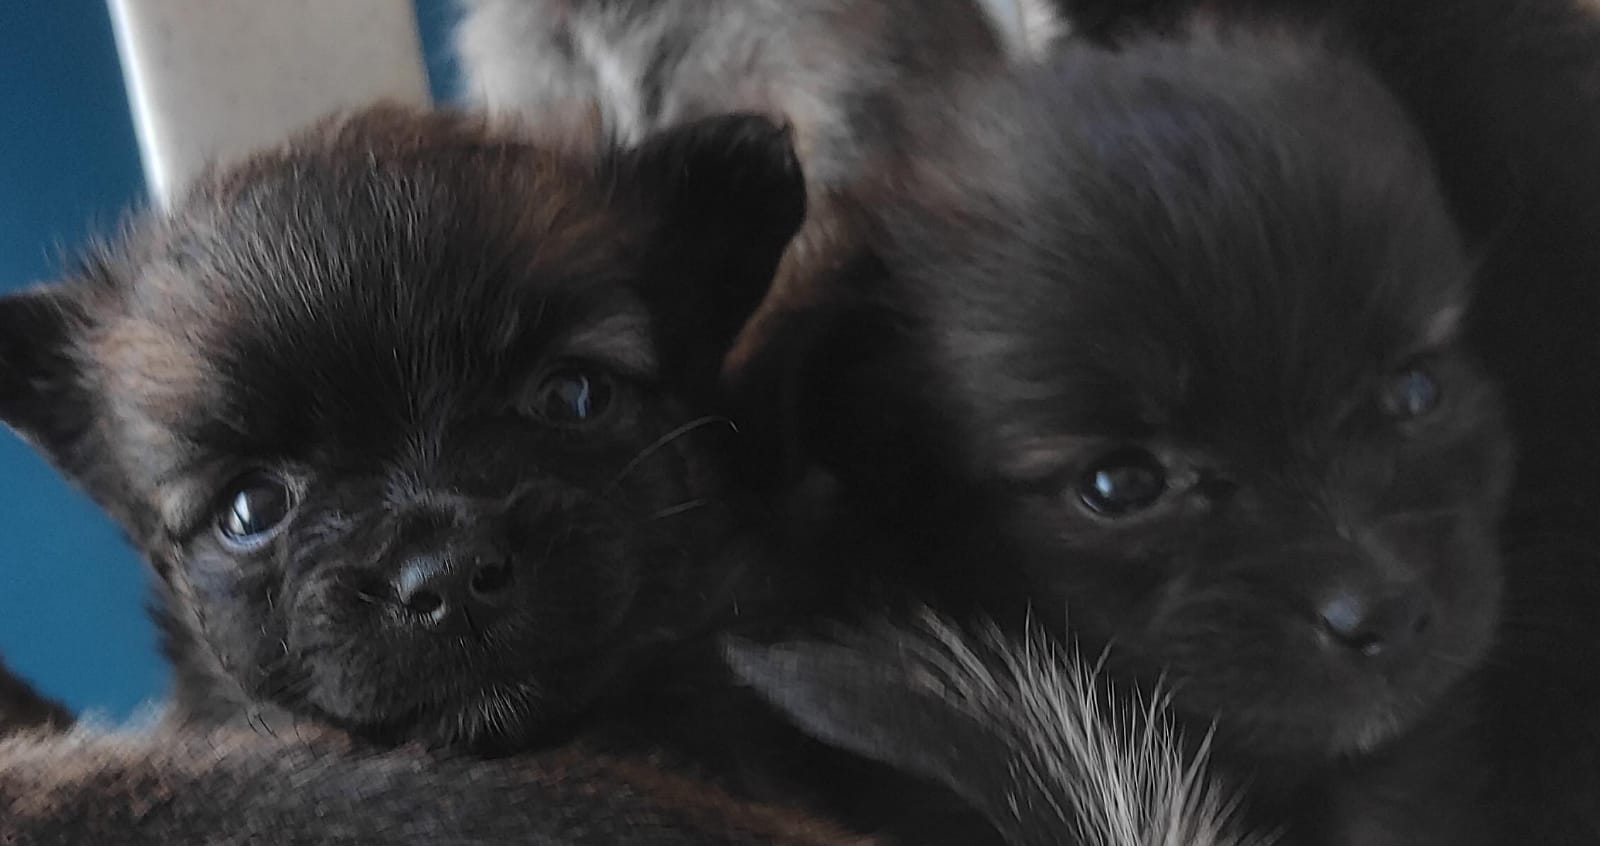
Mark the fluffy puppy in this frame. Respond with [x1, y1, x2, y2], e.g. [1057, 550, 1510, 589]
[0, 105, 805, 752]
[1024, 2, 1600, 840]
[453, 0, 1029, 362]
[759, 30, 1513, 845]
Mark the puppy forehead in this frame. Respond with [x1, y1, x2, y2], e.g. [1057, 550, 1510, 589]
[92, 157, 660, 474]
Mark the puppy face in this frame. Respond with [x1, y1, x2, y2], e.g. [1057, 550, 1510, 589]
[0, 107, 804, 746]
[820, 37, 1512, 760]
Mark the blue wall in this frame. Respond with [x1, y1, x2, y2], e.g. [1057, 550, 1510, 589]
[0, 1, 461, 719]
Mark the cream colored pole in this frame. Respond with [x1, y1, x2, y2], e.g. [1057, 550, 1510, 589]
[107, 0, 432, 208]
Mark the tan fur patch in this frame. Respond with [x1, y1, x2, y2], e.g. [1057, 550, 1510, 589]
[91, 315, 210, 431]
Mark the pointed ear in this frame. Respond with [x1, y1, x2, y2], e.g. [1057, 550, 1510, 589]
[0, 284, 95, 471]
[723, 632, 1028, 840]
[622, 113, 806, 393]
[728, 626, 1253, 846]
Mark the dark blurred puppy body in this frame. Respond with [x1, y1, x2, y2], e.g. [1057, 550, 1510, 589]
[760, 30, 1513, 845]
[0, 669, 875, 846]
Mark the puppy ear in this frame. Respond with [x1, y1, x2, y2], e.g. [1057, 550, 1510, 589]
[621, 113, 806, 393]
[0, 284, 95, 471]
[723, 633, 1032, 842]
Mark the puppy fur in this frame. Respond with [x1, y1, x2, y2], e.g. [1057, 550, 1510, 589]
[0, 105, 809, 757]
[452, 0, 1020, 363]
[0, 663, 875, 846]
[0, 659, 72, 736]
[727, 614, 1273, 846]
[757, 29, 1513, 845]
[1043, 1, 1600, 841]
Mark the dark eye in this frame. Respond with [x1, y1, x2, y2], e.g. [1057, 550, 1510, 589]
[1382, 366, 1441, 420]
[1078, 448, 1168, 517]
[530, 366, 615, 425]
[216, 472, 295, 549]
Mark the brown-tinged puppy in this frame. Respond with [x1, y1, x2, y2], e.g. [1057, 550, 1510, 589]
[0, 104, 807, 756]
[1027, 2, 1600, 841]
[747, 29, 1514, 846]
[452, 0, 1044, 366]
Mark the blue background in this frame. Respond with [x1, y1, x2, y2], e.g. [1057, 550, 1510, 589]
[0, 1, 462, 719]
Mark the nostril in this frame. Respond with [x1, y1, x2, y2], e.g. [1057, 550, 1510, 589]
[468, 559, 514, 599]
[404, 588, 444, 616]
[1317, 588, 1433, 658]
[1319, 594, 1384, 654]
[390, 550, 513, 635]
[393, 554, 456, 620]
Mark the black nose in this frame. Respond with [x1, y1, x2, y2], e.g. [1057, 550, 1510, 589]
[1317, 588, 1434, 657]
[392, 551, 515, 635]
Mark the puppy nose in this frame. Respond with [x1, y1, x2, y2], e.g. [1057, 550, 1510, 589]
[392, 551, 515, 635]
[1317, 588, 1433, 657]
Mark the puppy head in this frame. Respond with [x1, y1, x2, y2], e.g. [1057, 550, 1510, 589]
[0, 106, 804, 745]
[832, 36, 1511, 761]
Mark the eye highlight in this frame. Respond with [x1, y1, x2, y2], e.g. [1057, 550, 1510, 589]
[216, 472, 295, 550]
[1382, 365, 1441, 421]
[1077, 448, 1168, 517]
[528, 366, 616, 426]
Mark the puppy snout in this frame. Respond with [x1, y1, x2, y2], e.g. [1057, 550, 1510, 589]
[1316, 586, 1433, 657]
[393, 549, 515, 636]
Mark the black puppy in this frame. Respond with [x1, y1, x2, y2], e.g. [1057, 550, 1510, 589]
[0, 104, 805, 752]
[752, 29, 1514, 845]
[1038, 2, 1600, 840]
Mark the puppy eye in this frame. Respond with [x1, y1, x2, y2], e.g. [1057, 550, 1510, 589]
[529, 366, 615, 426]
[1078, 448, 1168, 517]
[216, 472, 295, 550]
[1382, 365, 1441, 420]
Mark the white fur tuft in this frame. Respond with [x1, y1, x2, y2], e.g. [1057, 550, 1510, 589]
[875, 613, 1276, 846]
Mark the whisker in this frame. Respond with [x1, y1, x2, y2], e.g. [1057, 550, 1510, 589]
[646, 499, 713, 521]
[605, 416, 737, 491]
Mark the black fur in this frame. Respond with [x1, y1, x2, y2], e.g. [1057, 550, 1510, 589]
[750, 31, 1514, 845]
[1051, 2, 1600, 840]
[0, 105, 807, 754]
[0, 658, 72, 736]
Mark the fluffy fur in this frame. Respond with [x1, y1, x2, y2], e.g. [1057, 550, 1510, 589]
[755, 29, 1514, 845]
[452, 0, 1022, 362]
[0, 659, 72, 735]
[0, 671, 874, 846]
[728, 614, 1273, 846]
[0, 105, 807, 753]
[1038, 3, 1600, 840]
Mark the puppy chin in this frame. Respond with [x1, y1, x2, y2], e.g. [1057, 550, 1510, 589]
[1159, 617, 1494, 762]
[294, 639, 625, 746]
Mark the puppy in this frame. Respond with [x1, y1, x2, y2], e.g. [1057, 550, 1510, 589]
[1019, 2, 1600, 840]
[0, 104, 806, 754]
[760, 30, 1513, 845]
[453, 0, 1030, 363]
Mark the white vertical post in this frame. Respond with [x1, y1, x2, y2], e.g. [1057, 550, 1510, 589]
[107, 0, 433, 208]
